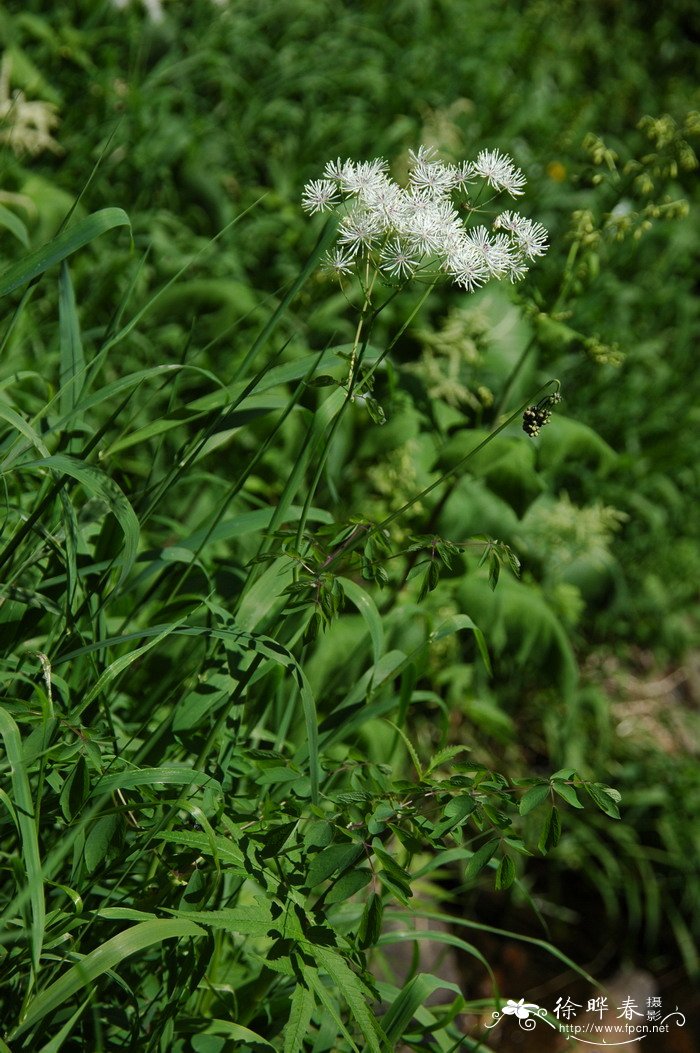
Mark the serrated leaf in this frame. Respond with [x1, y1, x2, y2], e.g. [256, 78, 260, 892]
[284, 984, 315, 1053]
[165, 906, 272, 937]
[426, 746, 470, 775]
[519, 783, 551, 816]
[311, 946, 384, 1053]
[383, 719, 422, 779]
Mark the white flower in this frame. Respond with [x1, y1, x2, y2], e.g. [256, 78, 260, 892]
[474, 149, 526, 197]
[398, 192, 462, 256]
[303, 143, 547, 291]
[495, 211, 549, 258]
[408, 146, 461, 198]
[444, 244, 489, 291]
[465, 226, 515, 276]
[380, 238, 420, 279]
[301, 178, 340, 214]
[334, 158, 389, 197]
[323, 246, 355, 278]
[337, 207, 382, 255]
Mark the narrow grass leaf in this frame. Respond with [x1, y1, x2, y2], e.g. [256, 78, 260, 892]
[431, 614, 492, 676]
[10, 453, 139, 587]
[0, 707, 45, 978]
[12, 919, 205, 1037]
[72, 621, 181, 717]
[381, 972, 463, 1043]
[93, 766, 221, 797]
[58, 262, 85, 418]
[0, 208, 131, 296]
[0, 203, 30, 247]
[338, 576, 384, 664]
[36, 997, 90, 1053]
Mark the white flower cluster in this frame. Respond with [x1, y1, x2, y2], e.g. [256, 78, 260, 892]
[301, 147, 548, 291]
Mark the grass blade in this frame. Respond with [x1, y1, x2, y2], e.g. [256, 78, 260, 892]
[12, 919, 205, 1038]
[0, 209, 131, 297]
[0, 707, 45, 982]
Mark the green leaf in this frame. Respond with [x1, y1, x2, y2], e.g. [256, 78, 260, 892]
[84, 815, 120, 874]
[165, 906, 273, 937]
[518, 783, 551, 816]
[381, 972, 463, 1043]
[284, 984, 315, 1053]
[433, 795, 476, 838]
[193, 1021, 276, 1050]
[326, 868, 372, 904]
[358, 892, 384, 950]
[495, 855, 516, 890]
[307, 843, 363, 887]
[8, 453, 139, 588]
[311, 946, 385, 1053]
[465, 839, 499, 880]
[338, 576, 384, 664]
[551, 781, 584, 809]
[0, 203, 30, 247]
[0, 208, 131, 296]
[585, 783, 622, 819]
[58, 262, 85, 419]
[256, 820, 298, 859]
[95, 766, 221, 797]
[538, 806, 562, 854]
[13, 920, 205, 1037]
[0, 707, 45, 976]
[431, 613, 492, 676]
[425, 745, 470, 775]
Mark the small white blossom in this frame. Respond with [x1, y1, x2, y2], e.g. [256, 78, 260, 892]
[335, 158, 389, 197]
[301, 178, 340, 214]
[495, 211, 549, 258]
[465, 226, 516, 276]
[380, 238, 421, 280]
[323, 246, 355, 278]
[337, 207, 382, 255]
[473, 149, 526, 197]
[444, 244, 490, 291]
[408, 146, 463, 197]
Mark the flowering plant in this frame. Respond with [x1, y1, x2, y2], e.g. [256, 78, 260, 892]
[302, 146, 548, 291]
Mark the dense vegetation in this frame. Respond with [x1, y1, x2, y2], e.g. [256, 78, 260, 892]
[0, 2, 697, 1050]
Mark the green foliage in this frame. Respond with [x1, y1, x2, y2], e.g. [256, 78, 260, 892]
[0, 0, 698, 1049]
